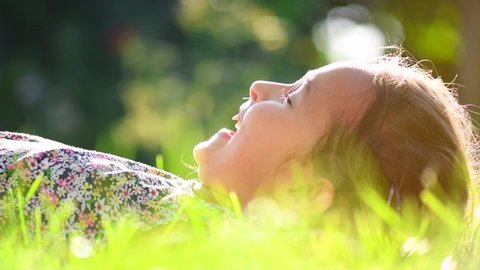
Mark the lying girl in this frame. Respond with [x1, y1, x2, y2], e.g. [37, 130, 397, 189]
[194, 52, 477, 209]
[1, 49, 478, 239]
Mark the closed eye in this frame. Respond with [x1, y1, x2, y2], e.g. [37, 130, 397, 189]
[285, 95, 292, 107]
[282, 81, 304, 107]
[282, 92, 293, 107]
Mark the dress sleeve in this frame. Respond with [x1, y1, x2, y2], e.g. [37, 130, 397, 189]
[0, 131, 201, 237]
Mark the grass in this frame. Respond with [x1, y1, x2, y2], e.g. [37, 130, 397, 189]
[1, 179, 479, 270]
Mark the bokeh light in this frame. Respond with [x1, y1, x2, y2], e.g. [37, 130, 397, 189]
[1, 0, 477, 177]
[312, 5, 386, 62]
[251, 15, 288, 51]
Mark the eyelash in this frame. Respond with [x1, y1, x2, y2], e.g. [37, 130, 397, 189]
[281, 92, 293, 106]
[281, 80, 308, 107]
[243, 79, 310, 105]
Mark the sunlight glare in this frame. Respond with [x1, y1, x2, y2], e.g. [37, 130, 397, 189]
[400, 237, 431, 257]
[69, 236, 94, 259]
[475, 205, 480, 219]
[441, 255, 457, 270]
[312, 5, 386, 62]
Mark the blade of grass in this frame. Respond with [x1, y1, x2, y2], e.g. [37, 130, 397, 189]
[34, 207, 42, 244]
[15, 186, 28, 245]
[155, 154, 164, 170]
[229, 191, 244, 220]
[25, 172, 44, 203]
[420, 190, 461, 231]
[359, 188, 403, 229]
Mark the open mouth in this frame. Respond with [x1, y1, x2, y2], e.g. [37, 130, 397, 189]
[217, 128, 236, 140]
[232, 114, 242, 130]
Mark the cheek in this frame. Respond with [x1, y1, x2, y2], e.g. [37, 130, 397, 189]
[241, 112, 286, 151]
[242, 108, 309, 161]
[242, 103, 286, 135]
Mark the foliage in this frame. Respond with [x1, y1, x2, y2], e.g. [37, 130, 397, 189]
[0, 0, 473, 178]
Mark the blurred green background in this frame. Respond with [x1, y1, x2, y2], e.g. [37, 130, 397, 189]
[1, 0, 479, 178]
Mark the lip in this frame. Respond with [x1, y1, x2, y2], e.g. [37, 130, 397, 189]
[235, 100, 251, 130]
[232, 114, 241, 130]
[217, 128, 235, 140]
[234, 112, 245, 130]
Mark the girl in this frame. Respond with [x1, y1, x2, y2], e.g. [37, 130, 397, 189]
[194, 53, 477, 210]
[1, 50, 478, 240]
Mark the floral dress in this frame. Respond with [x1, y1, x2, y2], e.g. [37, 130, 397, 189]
[0, 131, 200, 237]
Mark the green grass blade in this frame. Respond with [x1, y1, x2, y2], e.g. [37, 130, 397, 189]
[15, 187, 28, 245]
[156, 154, 164, 170]
[359, 188, 402, 229]
[420, 190, 461, 231]
[34, 207, 42, 244]
[229, 191, 244, 220]
[25, 172, 44, 203]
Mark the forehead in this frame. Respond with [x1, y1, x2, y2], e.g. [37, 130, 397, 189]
[300, 62, 376, 126]
[305, 62, 376, 95]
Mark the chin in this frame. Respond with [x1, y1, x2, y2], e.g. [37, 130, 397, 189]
[194, 132, 232, 168]
[194, 158, 219, 189]
[193, 141, 218, 183]
[193, 140, 208, 164]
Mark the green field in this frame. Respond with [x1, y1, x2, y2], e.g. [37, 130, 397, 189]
[1, 183, 478, 270]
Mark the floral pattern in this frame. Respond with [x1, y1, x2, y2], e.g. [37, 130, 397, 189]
[0, 131, 200, 238]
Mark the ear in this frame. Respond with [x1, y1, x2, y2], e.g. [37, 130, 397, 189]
[286, 157, 315, 187]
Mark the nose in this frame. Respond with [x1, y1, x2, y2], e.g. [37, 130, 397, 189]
[249, 80, 289, 102]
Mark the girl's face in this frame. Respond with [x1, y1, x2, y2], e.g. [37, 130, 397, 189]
[193, 62, 375, 203]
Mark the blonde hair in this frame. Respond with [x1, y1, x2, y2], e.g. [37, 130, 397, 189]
[313, 51, 479, 209]
[311, 50, 480, 264]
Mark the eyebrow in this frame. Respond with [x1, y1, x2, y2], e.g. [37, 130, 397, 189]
[300, 71, 314, 94]
[304, 70, 315, 79]
[287, 71, 314, 94]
